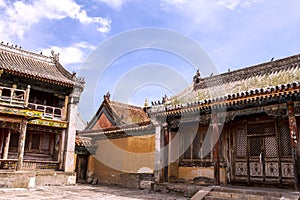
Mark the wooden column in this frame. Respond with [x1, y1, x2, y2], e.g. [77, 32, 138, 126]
[287, 102, 299, 190]
[163, 126, 169, 182]
[212, 113, 220, 185]
[16, 119, 27, 171]
[153, 122, 164, 183]
[59, 130, 65, 170]
[24, 85, 30, 107]
[2, 129, 11, 159]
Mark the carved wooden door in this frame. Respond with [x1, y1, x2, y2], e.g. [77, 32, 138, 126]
[248, 135, 278, 183]
[233, 120, 294, 185]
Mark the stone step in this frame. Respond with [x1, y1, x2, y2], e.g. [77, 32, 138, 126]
[154, 183, 206, 198]
[211, 187, 300, 199]
[205, 196, 236, 200]
[205, 191, 282, 200]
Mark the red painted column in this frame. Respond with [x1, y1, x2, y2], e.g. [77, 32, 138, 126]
[287, 102, 299, 190]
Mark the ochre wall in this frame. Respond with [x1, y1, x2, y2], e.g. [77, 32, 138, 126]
[93, 134, 155, 185]
[177, 166, 226, 184]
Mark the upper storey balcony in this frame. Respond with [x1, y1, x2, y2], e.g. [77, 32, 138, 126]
[0, 84, 67, 121]
[0, 85, 29, 108]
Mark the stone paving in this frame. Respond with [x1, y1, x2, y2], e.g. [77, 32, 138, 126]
[0, 184, 189, 200]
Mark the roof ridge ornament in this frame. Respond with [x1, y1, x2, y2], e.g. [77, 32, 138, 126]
[193, 69, 201, 84]
[104, 91, 110, 101]
[51, 50, 59, 63]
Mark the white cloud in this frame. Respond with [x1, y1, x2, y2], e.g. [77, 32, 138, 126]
[0, 0, 6, 7]
[217, 0, 262, 10]
[163, 0, 187, 5]
[160, 0, 222, 29]
[42, 42, 96, 67]
[97, 0, 126, 10]
[0, 0, 111, 41]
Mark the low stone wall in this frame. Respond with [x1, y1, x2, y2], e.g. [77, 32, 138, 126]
[35, 171, 76, 186]
[0, 171, 35, 188]
[119, 173, 154, 190]
[0, 171, 76, 188]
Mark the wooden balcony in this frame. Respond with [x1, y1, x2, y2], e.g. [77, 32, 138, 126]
[0, 85, 29, 108]
[0, 85, 66, 121]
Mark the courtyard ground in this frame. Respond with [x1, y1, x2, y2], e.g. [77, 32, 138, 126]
[0, 184, 189, 200]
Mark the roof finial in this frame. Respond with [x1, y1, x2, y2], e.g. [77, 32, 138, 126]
[144, 98, 149, 107]
[104, 91, 110, 100]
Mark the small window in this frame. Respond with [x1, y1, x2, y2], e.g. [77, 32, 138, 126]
[32, 134, 40, 149]
[9, 132, 19, 148]
[42, 135, 50, 150]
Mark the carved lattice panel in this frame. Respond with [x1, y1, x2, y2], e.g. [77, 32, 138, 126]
[235, 162, 247, 176]
[279, 122, 292, 157]
[249, 137, 261, 157]
[247, 123, 275, 135]
[247, 124, 260, 135]
[281, 163, 294, 177]
[250, 162, 262, 176]
[236, 128, 247, 157]
[265, 162, 279, 177]
[265, 136, 278, 157]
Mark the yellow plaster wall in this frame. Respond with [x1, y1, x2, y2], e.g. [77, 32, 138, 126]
[93, 135, 155, 184]
[123, 135, 155, 173]
[178, 166, 226, 184]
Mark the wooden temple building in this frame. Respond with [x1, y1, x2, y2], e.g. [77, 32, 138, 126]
[0, 42, 84, 187]
[149, 53, 300, 190]
[77, 93, 155, 188]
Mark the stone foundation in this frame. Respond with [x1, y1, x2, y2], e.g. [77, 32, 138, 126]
[0, 171, 76, 188]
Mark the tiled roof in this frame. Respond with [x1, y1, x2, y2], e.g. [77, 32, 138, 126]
[75, 136, 97, 148]
[164, 53, 300, 105]
[80, 96, 153, 138]
[0, 42, 79, 86]
[110, 100, 150, 125]
[150, 81, 300, 116]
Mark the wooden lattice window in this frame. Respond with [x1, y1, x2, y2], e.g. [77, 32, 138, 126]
[279, 122, 292, 157]
[249, 137, 261, 157]
[265, 136, 277, 157]
[235, 128, 247, 158]
[180, 124, 212, 161]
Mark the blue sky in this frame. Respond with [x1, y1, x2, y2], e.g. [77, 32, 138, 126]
[1, 0, 300, 121]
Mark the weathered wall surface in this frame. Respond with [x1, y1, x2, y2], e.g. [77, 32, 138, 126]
[92, 134, 155, 187]
[177, 166, 226, 184]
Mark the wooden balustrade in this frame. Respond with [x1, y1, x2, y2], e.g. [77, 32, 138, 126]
[0, 86, 29, 107]
[28, 103, 63, 120]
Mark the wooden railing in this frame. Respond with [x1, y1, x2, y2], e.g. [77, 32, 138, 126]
[0, 85, 30, 107]
[28, 103, 65, 120]
[0, 85, 66, 120]
[0, 159, 59, 171]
